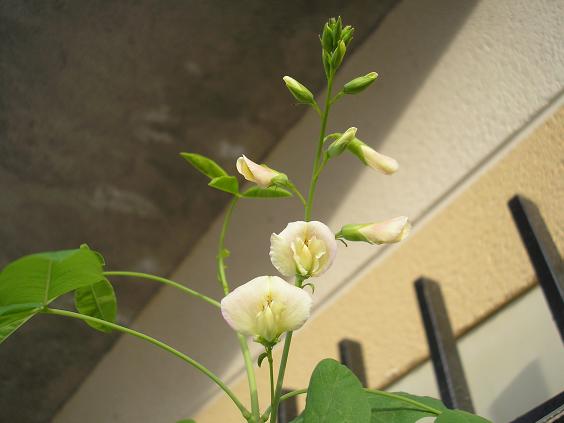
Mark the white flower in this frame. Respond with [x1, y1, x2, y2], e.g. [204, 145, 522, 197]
[348, 138, 399, 175]
[337, 216, 411, 244]
[270, 221, 337, 278]
[236, 155, 285, 188]
[221, 276, 312, 343]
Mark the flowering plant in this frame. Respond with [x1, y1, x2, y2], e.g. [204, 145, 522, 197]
[0, 17, 491, 423]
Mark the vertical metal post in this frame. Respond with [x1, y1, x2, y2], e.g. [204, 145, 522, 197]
[415, 277, 474, 411]
[508, 194, 564, 342]
[277, 388, 298, 423]
[338, 339, 368, 387]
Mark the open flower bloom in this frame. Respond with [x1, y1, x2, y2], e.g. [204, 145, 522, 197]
[221, 276, 312, 343]
[337, 216, 410, 244]
[236, 155, 286, 188]
[270, 221, 337, 278]
[348, 138, 399, 174]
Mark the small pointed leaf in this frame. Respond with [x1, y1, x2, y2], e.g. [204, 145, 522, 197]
[208, 176, 239, 195]
[257, 352, 268, 367]
[180, 153, 228, 179]
[74, 279, 117, 333]
[242, 186, 292, 199]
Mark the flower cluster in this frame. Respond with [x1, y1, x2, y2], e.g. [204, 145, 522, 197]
[220, 152, 410, 347]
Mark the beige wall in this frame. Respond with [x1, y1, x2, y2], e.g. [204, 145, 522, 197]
[55, 0, 564, 422]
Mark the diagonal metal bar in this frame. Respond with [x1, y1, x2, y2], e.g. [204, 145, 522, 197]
[278, 388, 298, 423]
[508, 194, 564, 342]
[510, 390, 564, 423]
[339, 338, 368, 387]
[415, 277, 474, 412]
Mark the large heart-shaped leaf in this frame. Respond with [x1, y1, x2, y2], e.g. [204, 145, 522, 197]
[366, 391, 446, 423]
[300, 358, 371, 423]
[74, 279, 117, 332]
[0, 245, 106, 343]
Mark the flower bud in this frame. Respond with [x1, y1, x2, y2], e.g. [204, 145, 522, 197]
[321, 23, 334, 53]
[337, 217, 411, 245]
[331, 40, 346, 69]
[343, 72, 378, 95]
[221, 275, 312, 344]
[282, 76, 315, 105]
[270, 221, 337, 278]
[347, 138, 399, 174]
[327, 127, 357, 158]
[341, 25, 354, 46]
[236, 155, 287, 188]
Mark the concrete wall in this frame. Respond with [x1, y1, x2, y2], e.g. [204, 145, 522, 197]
[55, 0, 564, 422]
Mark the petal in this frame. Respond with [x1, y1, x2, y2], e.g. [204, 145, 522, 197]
[270, 233, 296, 277]
[221, 276, 270, 336]
[236, 155, 255, 182]
[306, 221, 337, 276]
[361, 145, 399, 174]
[360, 216, 410, 244]
[268, 276, 312, 333]
[242, 156, 276, 188]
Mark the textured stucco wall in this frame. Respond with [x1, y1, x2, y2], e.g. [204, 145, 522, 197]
[55, 0, 564, 422]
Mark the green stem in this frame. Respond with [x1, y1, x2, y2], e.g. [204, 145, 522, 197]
[42, 307, 250, 419]
[305, 75, 334, 221]
[286, 182, 307, 208]
[364, 389, 443, 415]
[217, 196, 239, 295]
[270, 276, 305, 423]
[216, 196, 260, 422]
[261, 389, 307, 421]
[267, 349, 275, 421]
[103, 271, 220, 308]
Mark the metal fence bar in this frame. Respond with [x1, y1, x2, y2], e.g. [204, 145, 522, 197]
[510, 391, 564, 423]
[415, 277, 475, 412]
[278, 388, 298, 423]
[339, 339, 368, 387]
[508, 194, 564, 342]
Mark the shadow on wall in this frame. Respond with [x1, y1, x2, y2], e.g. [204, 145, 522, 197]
[489, 359, 550, 422]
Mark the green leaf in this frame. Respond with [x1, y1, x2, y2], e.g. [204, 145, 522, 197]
[208, 176, 239, 195]
[289, 415, 304, 423]
[176, 420, 196, 423]
[366, 391, 446, 423]
[301, 358, 371, 423]
[180, 152, 228, 179]
[0, 247, 106, 343]
[436, 410, 491, 423]
[74, 279, 117, 333]
[242, 186, 293, 198]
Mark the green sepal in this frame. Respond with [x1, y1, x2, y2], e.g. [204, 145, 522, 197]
[346, 138, 368, 164]
[74, 279, 117, 333]
[257, 352, 268, 367]
[208, 176, 239, 195]
[336, 224, 370, 243]
[343, 72, 378, 95]
[180, 152, 228, 179]
[242, 186, 292, 199]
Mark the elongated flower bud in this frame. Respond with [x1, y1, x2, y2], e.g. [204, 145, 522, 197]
[283, 76, 315, 105]
[343, 72, 378, 95]
[337, 217, 411, 245]
[270, 221, 337, 278]
[221, 275, 312, 344]
[331, 40, 346, 69]
[236, 155, 287, 188]
[347, 138, 399, 174]
[327, 127, 357, 158]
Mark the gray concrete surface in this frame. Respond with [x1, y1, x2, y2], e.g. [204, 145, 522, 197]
[0, 1, 398, 421]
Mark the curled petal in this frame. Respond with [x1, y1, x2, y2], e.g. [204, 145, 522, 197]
[236, 155, 280, 188]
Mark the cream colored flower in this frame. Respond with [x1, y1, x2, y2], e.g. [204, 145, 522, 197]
[348, 138, 399, 174]
[236, 155, 285, 188]
[270, 221, 337, 278]
[220, 275, 312, 343]
[337, 216, 410, 244]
